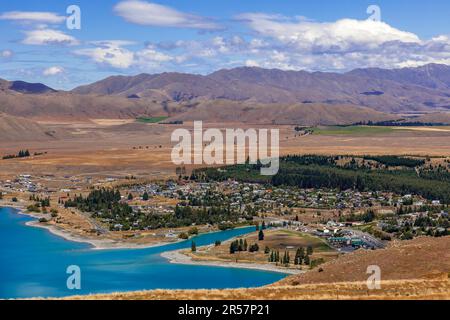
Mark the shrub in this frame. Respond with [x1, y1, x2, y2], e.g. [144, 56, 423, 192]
[27, 204, 41, 213]
[178, 232, 189, 239]
[218, 222, 234, 230]
[249, 243, 259, 252]
[188, 227, 199, 235]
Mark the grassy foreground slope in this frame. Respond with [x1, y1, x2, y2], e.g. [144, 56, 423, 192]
[276, 236, 449, 286]
[65, 279, 449, 300]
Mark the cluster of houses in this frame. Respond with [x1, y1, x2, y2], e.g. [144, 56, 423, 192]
[378, 210, 449, 236]
[123, 180, 432, 217]
[0, 174, 41, 193]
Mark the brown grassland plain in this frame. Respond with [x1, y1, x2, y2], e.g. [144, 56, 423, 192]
[1, 121, 450, 181]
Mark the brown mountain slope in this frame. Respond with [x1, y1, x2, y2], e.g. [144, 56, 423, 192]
[410, 112, 450, 124]
[0, 80, 395, 125]
[0, 78, 56, 94]
[0, 113, 56, 141]
[71, 64, 450, 113]
[168, 100, 394, 125]
[0, 91, 170, 121]
[348, 63, 450, 91]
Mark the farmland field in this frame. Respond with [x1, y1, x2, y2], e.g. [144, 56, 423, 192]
[136, 116, 169, 123]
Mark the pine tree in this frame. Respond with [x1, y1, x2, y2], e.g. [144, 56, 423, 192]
[299, 247, 305, 260]
[294, 248, 303, 265]
[191, 241, 196, 252]
[258, 229, 264, 241]
[230, 240, 238, 254]
[282, 251, 290, 266]
[128, 193, 133, 201]
[307, 245, 313, 256]
[304, 254, 310, 266]
[142, 192, 149, 201]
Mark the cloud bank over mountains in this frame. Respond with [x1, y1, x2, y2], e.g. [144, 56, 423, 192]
[80, 2, 450, 72]
[0, 1, 449, 88]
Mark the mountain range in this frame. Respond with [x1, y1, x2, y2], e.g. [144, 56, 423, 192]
[1, 64, 450, 125]
[72, 63, 450, 113]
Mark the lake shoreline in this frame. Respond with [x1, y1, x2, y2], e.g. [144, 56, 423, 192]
[161, 250, 303, 275]
[1, 205, 287, 299]
[0, 203, 183, 250]
[0, 203, 254, 251]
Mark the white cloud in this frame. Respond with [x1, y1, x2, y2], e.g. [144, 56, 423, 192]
[0, 11, 65, 24]
[75, 41, 181, 70]
[136, 46, 173, 64]
[75, 41, 135, 69]
[1, 50, 13, 58]
[237, 14, 421, 52]
[114, 0, 221, 30]
[145, 29, 450, 73]
[65, 9, 450, 74]
[245, 59, 260, 67]
[43, 66, 64, 76]
[22, 29, 79, 46]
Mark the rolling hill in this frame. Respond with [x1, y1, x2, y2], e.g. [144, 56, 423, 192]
[167, 100, 394, 125]
[0, 112, 56, 141]
[0, 89, 170, 121]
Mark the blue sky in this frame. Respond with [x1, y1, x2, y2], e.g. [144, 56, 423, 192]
[0, 0, 449, 89]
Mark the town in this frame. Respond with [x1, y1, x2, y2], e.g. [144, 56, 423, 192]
[1, 166, 448, 260]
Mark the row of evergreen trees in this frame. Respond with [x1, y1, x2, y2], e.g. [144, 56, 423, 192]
[229, 238, 260, 253]
[29, 194, 50, 207]
[2, 149, 31, 160]
[268, 246, 314, 266]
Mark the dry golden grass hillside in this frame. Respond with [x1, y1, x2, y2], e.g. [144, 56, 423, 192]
[277, 236, 450, 286]
[65, 278, 449, 300]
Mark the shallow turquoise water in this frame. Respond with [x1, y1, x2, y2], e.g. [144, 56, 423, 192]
[0, 207, 286, 298]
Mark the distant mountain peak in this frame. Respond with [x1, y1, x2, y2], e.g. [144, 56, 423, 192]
[9, 80, 57, 94]
[0, 78, 56, 94]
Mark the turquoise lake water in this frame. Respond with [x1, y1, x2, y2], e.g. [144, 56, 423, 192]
[0, 206, 286, 299]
